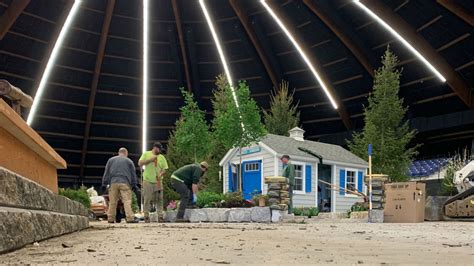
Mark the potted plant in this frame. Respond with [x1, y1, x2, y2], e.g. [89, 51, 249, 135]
[252, 191, 268, 207]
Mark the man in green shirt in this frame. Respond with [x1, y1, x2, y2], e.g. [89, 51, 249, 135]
[138, 142, 168, 223]
[281, 154, 295, 214]
[171, 161, 209, 222]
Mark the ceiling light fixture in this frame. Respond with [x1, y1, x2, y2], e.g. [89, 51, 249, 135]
[142, 0, 149, 154]
[260, 0, 338, 109]
[353, 0, 446, 82]
[27, 0, 83, 126]
[199, 0, 240, 108]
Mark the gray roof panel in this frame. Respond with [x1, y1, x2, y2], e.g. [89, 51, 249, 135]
[261, 134, 368, 166]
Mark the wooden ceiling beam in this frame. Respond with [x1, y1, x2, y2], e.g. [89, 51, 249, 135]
[303, 0, 374, 77]
[437, 0, 474, 26]
[172, 0, 192, 92]
[229, 0, 280, 89]
[360, 0, 473, 108]
[0, 0, 30, 40]
[80, 0, 116, 181]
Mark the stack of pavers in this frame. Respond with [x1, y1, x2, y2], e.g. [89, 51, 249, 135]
[264, 176, 290, 212]
[366, 174, 389, 222]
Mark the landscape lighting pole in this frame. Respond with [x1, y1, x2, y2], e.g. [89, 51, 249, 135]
[368, 144, 373, 211]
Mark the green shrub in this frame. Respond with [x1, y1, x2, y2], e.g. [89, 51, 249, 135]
[347, 202, 369, 217]
[59, 187, 91, 208]
[293, 207, 319, 217]
[196, 192, 224, 208]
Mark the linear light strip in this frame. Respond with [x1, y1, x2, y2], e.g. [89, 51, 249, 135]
[199, 0, 240, 108]
[27, 0, 83, 126]
[142, 0, 149, 154]
[353, 0, 446, 82]
[260, 0, 338, 109]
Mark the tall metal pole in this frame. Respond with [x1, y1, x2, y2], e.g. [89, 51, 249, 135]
[368, 144, 373, 211]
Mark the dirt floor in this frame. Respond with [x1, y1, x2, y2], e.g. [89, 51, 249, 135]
[1, 219, 473, 265]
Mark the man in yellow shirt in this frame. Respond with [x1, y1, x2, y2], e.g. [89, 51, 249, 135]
[138, 142, 168, 223]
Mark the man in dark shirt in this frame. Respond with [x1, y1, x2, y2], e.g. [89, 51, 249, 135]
[102, 147, 138, 223]
[171, 161, 209, 222]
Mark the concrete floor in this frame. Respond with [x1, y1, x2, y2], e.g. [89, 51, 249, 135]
[1, 220, 473, 264]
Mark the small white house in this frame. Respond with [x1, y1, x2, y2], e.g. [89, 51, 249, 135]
[219, 127, 368, 213]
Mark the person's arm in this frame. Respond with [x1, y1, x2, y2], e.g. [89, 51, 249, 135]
[191, 167, 202, 194]
[138, 153, 156, 167]
[102, 159, 111, 186]
[157, 155, 168, 178]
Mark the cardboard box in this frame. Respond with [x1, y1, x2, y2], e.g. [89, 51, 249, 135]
[384, 182, 426, 223]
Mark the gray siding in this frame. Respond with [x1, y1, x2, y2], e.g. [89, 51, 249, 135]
[276, 160, 317, 208]
[335, 165, 366, 213]
[223, 145, 274, 194]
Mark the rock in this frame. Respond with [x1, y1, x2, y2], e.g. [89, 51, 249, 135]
[250, 207, 271, 223]
[228, 208, 252, 222]
[165, 210, 177, 222]
[0, 167, 89, 216]
[149, 212, 159, 222]
[270, 204, 286, 211]
[282, 213, 295, 223]
[0, 206, 88, 253]
[271, 210, 285, 223]
[268, 198, 280, 205]
[268, 184, 282, 190]
[264, 176, 287, 183]
[350, 211, 368, 220]
[185, 209, 208, 222]
[267, 191, 279, 198]
[425, 196, 450, 221]
[205, 208, 230, 222]
[368, 209, 384, 223]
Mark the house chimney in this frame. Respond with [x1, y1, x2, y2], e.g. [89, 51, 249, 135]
[289, 127, 305, 141]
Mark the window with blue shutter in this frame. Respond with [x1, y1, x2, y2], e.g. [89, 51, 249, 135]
[357, 171, 363, 192]
[305, 165, 312, 193]
[228, 164, 233, 192]
[339, 169, 345, 195]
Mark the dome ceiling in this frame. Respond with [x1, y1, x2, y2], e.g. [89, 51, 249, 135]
[0, 0, 472, 186]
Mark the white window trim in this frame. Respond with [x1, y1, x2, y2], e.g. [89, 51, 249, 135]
[344, 168, 358, 198]
[292, 161, 306, 194]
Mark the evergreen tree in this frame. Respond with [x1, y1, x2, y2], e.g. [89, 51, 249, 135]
[263, 80, 300, 136]
[348, 48, 418, 182]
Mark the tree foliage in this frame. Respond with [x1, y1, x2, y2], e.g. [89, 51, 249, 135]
[348, 48, 418, 182]
[263, 80, 300, 136]
[212, 79, 266, 149]
[174, 88, 211, 162]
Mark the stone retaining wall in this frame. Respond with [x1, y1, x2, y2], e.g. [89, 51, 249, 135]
[0, 207, 89, 253]
[0, 167, 89, 253]
[165, 207, 272, 223]
[0, 167, 88, 216]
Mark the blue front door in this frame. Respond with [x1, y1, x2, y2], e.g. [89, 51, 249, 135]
[242, 160, 262, 200]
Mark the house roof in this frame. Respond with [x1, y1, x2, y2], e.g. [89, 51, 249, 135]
[261, 134, 368, 166]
